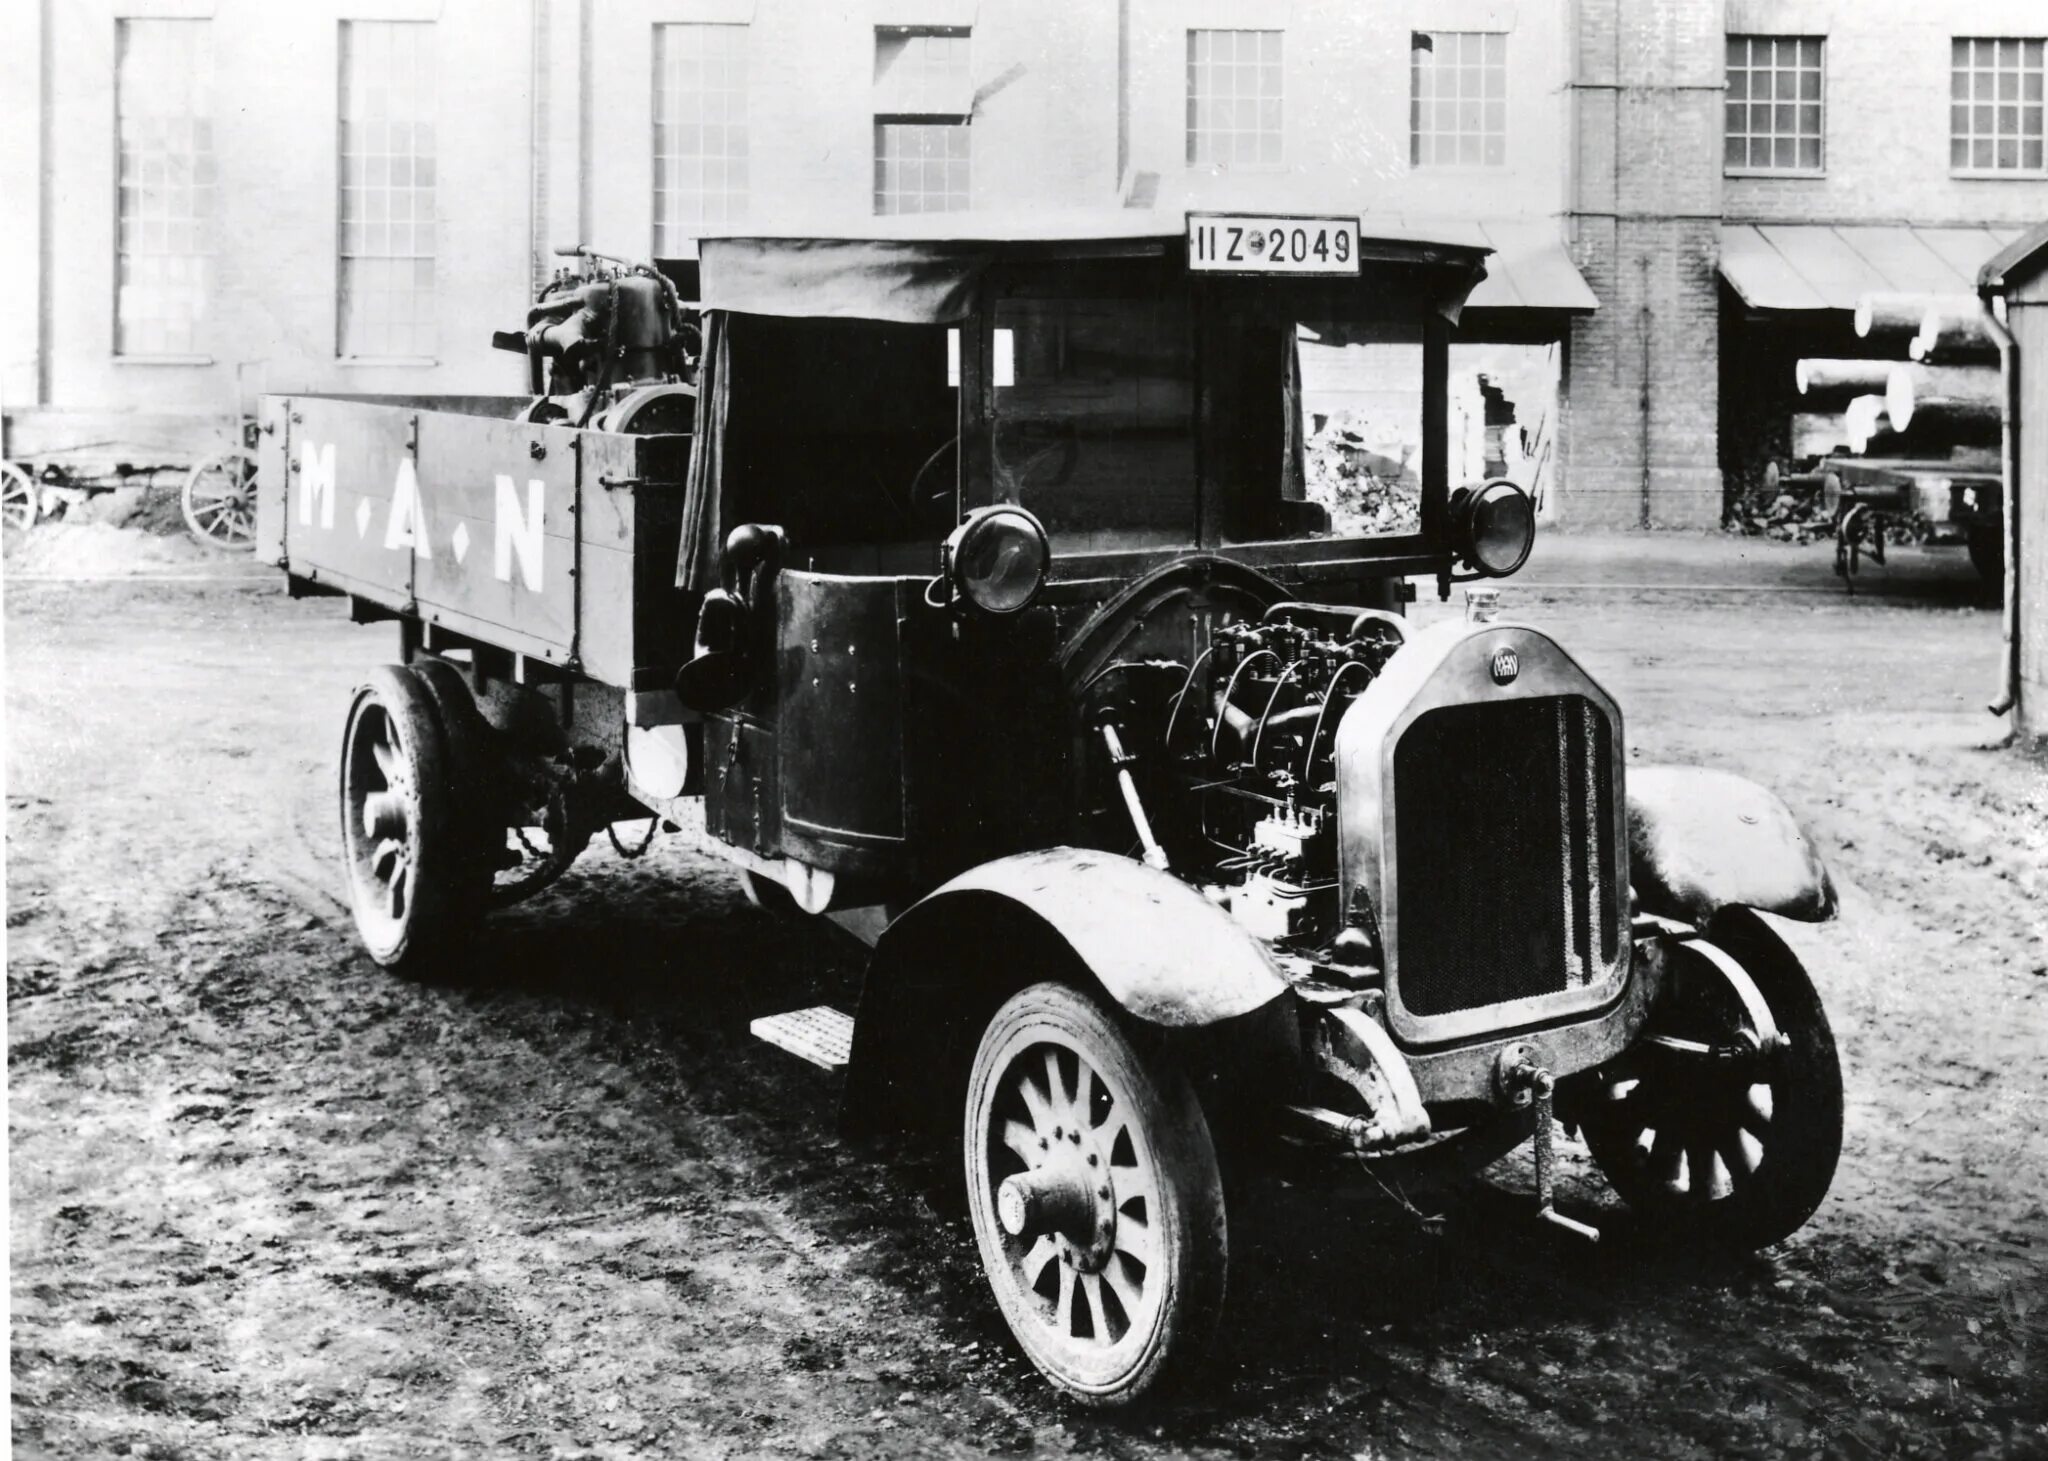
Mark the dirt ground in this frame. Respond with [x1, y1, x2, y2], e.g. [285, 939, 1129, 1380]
[8, 534, 2047, 1460]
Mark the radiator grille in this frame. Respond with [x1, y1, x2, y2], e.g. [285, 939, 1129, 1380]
[1391, 694, 1619, 1020]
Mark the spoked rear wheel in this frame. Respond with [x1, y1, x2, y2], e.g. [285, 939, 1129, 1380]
[1574, 909, 1842, 1250]
[964, 981, 1227, 1407]
[339, 667, 476, 973]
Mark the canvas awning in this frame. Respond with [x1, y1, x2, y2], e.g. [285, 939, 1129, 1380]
[1460, 221, 1600, 312]
[1719, 223, 2030, 311]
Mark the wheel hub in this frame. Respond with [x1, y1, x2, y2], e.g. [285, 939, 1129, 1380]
[996, 1121, 1119, 1273]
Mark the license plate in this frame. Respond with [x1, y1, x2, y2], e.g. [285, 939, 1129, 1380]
[1187, 213, 1361, 276]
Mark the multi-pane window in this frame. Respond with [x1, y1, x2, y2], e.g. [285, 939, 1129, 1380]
[1725, 36, 1824, 172]
[1186, 30, 1282, 168]
[1951, 38, 2045, 174]
[873, 29, 971, 215]
[874, 124, 971, 214]
[654, 24, 749, 252]
[115, 20, 214, 357]
[1410, 32, 1506, 168]
[338, 21, 436, 359]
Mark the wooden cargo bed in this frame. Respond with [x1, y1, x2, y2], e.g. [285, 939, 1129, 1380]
[253, 393, 694, 691]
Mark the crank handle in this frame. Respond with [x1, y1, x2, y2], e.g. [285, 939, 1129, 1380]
[1538, 1205, 1601, 1243]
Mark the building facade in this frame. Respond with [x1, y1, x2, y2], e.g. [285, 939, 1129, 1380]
[3, 0, 2041, 527]
[1707, 1, 2045, 522]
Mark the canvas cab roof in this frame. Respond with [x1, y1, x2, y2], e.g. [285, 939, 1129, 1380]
[669, 210, 1495, 324]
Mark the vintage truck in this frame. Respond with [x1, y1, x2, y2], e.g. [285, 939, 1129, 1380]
[257, 216, 1844, 1406]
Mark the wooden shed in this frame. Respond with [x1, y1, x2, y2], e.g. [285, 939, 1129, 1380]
[1979, 223, 2048, 743]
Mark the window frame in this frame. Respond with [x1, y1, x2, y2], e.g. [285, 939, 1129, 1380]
[1185, 28, 1286, 172]
[113, 16, 216, 363]
[1723, 34, 1827, 178]
[653, 21, 751, 254]
[1949, 35, 2047, 179]
[872, 26, 973, 216]
[335, 18, 439, 364]
[1408, 30, 1508, 173]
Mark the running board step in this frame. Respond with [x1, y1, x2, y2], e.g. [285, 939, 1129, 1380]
[749, 1006, 855, 1071]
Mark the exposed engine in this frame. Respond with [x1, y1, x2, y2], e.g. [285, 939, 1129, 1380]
[492, 248, 701, 433]
[1084, 601, 1410, 975]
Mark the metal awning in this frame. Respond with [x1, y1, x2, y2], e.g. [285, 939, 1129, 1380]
[1719, 223, 2029, 311]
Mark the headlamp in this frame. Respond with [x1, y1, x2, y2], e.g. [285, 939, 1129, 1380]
[1448, 480, 1535, 578]
[943, 505, 1051, 615]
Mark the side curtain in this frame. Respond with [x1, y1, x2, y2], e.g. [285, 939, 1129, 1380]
[677, 310, 731, 591]
[1282, 328, 1307, 501]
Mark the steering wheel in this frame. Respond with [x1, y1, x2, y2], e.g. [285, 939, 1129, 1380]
[906, 435, 961, 515]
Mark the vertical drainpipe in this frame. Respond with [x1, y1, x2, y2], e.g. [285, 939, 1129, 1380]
[35, 0, 54, 405]
[1638, 252, 1652, 528]
[529, 0, 548, 299]
[1559, 0, 1579, 521]
[1981, 289, 2020, 720]
[1115, 0, 1130, 197]
[578, 0, 594, 247]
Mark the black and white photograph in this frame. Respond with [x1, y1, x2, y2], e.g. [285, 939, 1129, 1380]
[4, 1, 2045, 1456]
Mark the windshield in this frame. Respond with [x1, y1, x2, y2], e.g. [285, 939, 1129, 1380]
[990, 291, 1196, 550]
[985, 274, 1432, 552]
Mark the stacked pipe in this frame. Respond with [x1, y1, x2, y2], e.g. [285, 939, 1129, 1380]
[1796, 294, 2004, 456]
[1782, 291, 2006, 586]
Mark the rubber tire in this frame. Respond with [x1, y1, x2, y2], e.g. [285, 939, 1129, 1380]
[406, 656, 501, 908]
[963, 981, 1228, 1408]
[1580, 908, 1843, 1251]
[339, 666, 474, 976]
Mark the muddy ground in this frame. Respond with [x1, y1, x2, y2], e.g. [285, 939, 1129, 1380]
[8, 536, 2047, 1459]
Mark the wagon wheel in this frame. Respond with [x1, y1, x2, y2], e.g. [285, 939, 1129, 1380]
[339, 666, 476, 974]
[1571, 909, 1842, 1250]
[965, 981, 1228, 1406]
[2, 462, 38, 534]
[182, 450, 257, 549]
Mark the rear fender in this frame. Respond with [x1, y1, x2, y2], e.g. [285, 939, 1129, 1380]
[1629, 766, 1837, 924]
[842, 848, 1300, 1140]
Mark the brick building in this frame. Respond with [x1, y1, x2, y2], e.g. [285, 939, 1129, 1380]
[2, 0, 2041, 528]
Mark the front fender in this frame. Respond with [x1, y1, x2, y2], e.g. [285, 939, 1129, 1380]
[1629, 766, 1837, 924]
[874, 848, 1292, 1026]
[841, 848, 1298, 1139]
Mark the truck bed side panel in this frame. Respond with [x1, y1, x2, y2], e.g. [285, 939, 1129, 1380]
[411, 412, 580, 667]
[276, 399, 416, 603]
[259, 393, 692, 690]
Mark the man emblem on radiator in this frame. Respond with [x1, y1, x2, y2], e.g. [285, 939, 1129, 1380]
[1490, 646, 1521, 684]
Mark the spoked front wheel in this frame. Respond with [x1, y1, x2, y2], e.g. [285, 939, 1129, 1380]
[1573, 909, 1842, 1250]
[964, 981, 1228, 1407]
